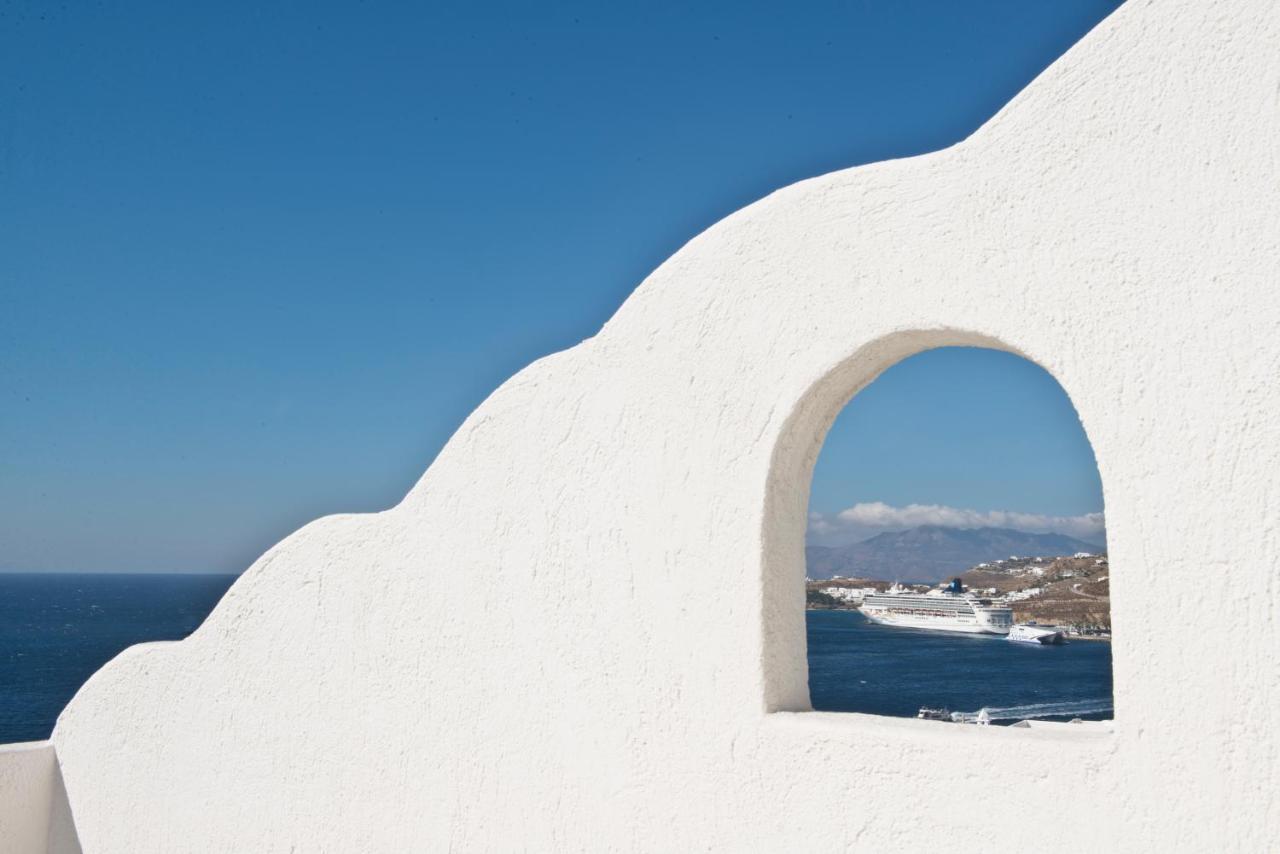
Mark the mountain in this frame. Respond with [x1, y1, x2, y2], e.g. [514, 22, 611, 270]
[805, 525, 1103, 583]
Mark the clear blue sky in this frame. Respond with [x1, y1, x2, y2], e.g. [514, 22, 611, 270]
[807, 348, 1104, 548]
[0, 1, 1120, 572]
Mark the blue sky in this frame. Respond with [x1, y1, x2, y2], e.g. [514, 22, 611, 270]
[0, 1, 1119, 573]
[807, 347, 1104, 548]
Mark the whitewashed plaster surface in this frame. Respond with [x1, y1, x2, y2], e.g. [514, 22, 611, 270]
[0, 744, 58, 853]
[34, 0, 1280, 850]
[0, 743, 79, 853]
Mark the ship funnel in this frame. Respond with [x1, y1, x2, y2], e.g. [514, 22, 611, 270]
[948, 578, 963, 594]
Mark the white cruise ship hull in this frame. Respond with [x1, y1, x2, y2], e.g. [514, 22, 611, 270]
[859, 586, 1013, 635]
[862, 611, 1007, 635]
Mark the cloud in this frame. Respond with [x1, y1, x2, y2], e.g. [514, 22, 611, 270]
[809, 501, 1105, 542]
[806, 512, 837, 535]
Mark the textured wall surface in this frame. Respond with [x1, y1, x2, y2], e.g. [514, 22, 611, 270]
[43, 0, 1280, 850]
[0, 742, 79, 853]
[0, 744, 57, 853]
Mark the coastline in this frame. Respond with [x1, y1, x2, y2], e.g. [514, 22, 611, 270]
[804, 606, 1112, 642]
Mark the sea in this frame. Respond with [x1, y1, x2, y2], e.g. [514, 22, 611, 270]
[808, 609, 1113, 721]
[0, 573, 238, 743]
[0, 574, 1113, 743]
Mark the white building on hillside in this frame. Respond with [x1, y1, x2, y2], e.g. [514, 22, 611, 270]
[820, 586, 878, 604]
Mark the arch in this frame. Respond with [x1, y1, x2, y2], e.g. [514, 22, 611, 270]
[759, 328, 1102, 713]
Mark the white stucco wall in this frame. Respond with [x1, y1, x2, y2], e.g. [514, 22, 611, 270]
[37, 0, 1280, 850]
[0, 743, 80, 854]
[0, 743, 57, 853]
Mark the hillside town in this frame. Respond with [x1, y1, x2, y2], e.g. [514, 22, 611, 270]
[807, 552, 1111, 638]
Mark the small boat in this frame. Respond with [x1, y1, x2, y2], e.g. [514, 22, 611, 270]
[916, 706, 953, 721]
[1007, 623, 1066, 645]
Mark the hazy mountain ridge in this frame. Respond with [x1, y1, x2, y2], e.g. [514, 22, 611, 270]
[805, 525, 1103, 583]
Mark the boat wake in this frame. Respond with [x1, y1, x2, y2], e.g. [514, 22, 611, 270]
[950, 698, 1113, 723]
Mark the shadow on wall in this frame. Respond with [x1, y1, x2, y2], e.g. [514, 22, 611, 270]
[49, 758, 82, 854]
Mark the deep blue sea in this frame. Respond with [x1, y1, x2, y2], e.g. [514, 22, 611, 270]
[0, 573, 238, 743]
[0, 575, 1113, 743]
[807, 609, 1113, 721]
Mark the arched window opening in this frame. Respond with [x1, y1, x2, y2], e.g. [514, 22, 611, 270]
[801, 346, 1112, 725]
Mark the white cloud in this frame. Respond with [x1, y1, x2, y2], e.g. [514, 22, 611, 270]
[809, 501, 1105, 543]
[806, 511, 836, 535]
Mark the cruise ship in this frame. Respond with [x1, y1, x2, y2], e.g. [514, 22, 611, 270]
[860, 579, 1013, 635]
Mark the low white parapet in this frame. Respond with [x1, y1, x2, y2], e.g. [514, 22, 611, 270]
[0, 742, 81, 854]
